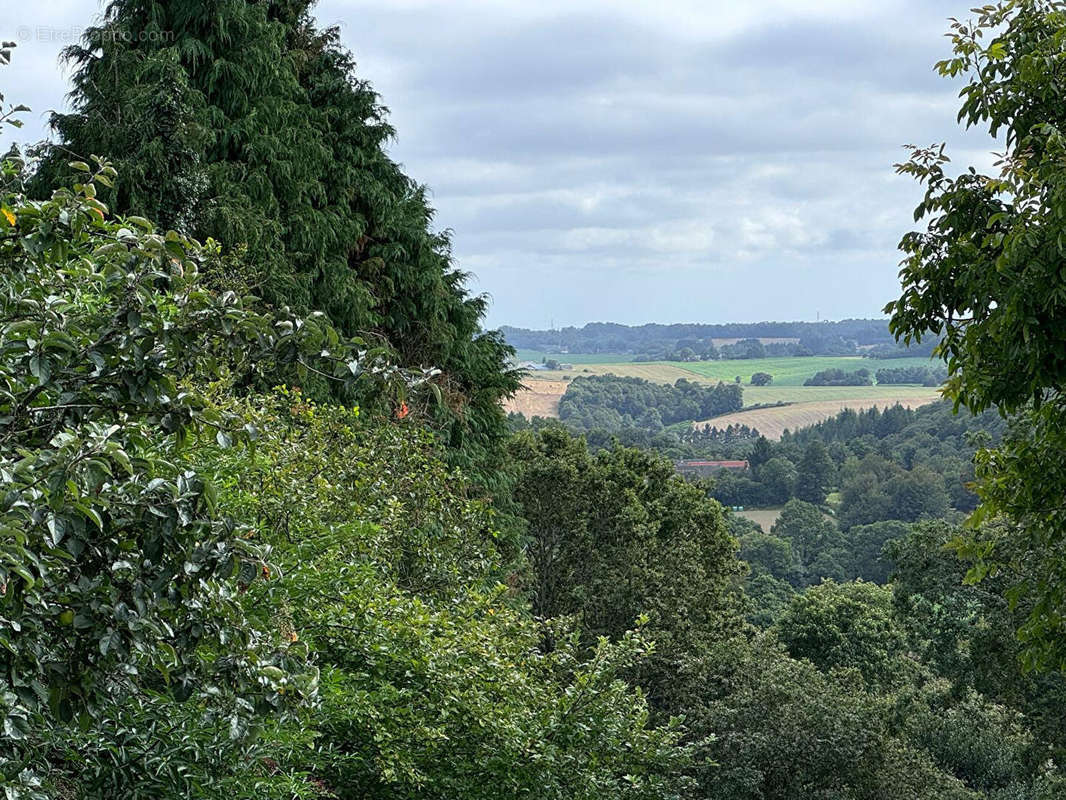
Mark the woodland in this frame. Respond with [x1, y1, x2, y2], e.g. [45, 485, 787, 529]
[1, 1, 1066, 798]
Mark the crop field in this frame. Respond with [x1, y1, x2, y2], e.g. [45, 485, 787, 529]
[674, 355, 937, 385]
[692, 392, 941, 439]
[503, 380, 568, 418]
[742, 384, 944, 405]
[505, 355, 944, 433]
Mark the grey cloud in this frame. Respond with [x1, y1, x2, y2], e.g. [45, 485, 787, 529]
[3, 0, 992, 329]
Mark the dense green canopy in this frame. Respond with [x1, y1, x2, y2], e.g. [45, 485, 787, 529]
[32, 0, 519, 474]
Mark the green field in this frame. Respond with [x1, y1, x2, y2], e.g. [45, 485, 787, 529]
[672, 355, 936, 386]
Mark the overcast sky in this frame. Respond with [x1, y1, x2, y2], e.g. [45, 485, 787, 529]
[3, 1, 995, 329]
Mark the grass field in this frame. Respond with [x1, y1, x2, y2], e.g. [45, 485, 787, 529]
[519, 355, 937, 387]
[737, 507, 784, 531]
[674, 355, 936, 385]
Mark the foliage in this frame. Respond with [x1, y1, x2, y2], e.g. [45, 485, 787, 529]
[558, 374, 743, 431]
[0, 153, 391, 796]
[774, 580, 914, 691]
[794, 439, 835, 504]
[681, 634, 978, 800]
[876, 365, 947, 386]
[884, 0, 1066, 670]
[803, 367, 871, 387]
[204, 396, 694, 800]
[30, 0, 520, 479]
[507, 427, 743, 709]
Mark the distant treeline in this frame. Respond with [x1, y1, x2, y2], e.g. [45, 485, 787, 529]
[558, 374, 743, 431]
[875, 365, 948, 385]
[804, 368, 872, 386]
[504, 319, 937, 359]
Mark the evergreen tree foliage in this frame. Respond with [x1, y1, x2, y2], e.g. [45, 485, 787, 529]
[31, 0, 519, 475]
[794, 439, 834, 504]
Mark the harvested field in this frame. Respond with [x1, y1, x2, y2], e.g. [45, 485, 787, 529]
[503, 380, 568, 418]
[693, 393, 941, 439]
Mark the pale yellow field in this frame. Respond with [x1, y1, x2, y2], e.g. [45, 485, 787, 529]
[503, 380, 569, 418]
[693, 393, 941, 439]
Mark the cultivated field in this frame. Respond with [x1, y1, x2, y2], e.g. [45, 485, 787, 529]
[505, 354, 944, 428]
[693, 392, 941, 439]
[675, 355, 936, 385]
[742, 384, 945, 405]
[518, 355, 936, 386]
[503, 379, 569, 418]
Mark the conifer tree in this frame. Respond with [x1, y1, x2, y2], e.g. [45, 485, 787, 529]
[32, 0, 519, 474]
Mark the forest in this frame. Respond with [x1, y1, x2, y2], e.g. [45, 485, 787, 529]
[2, 1, 1066, 799]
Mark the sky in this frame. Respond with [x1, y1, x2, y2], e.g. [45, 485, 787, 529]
[2, 1, 998, 329]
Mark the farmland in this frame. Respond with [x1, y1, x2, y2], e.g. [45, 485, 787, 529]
[675, 355, 935, 385]
[691, 393, 940, 439]
[517, 355, 936, 386]
[506, 354, 943, 434]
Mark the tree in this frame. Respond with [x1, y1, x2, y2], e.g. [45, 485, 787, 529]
[750, 372, 773, 386]
[775, 581, 914, 691]
[795, 439, 834, 504]
[508, 428, 743, 709]
[884, 2, 1066, 670]
[209, 396, 694, 800]
[759, 457, 797, 506]
[0, 154, 389, 797]
[748, 436, 774, 475]
[771, 499, 840, 575]
[680, 635, 977, 800]
[31, 0, 519, 477]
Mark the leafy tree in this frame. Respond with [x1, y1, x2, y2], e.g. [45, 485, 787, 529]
[739, 531, 803, 587]
[750, 372, 773, 386]
[775, 581, 914, 691]
[208, 395, 694, 800]
[794, 440, 835, 504]
[681, 635, 976, 800]
[885, 1, 1066, 670]
[758, 457, 796, 505]
[508, 428, 743, 708]
[0, 153, 389, 797]
[803, 368, 872, 387]
[771, 499, 842, 581]
[842, 520, 911, 583]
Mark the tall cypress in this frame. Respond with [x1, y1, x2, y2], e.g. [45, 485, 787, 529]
[32, 0, 518, 474]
